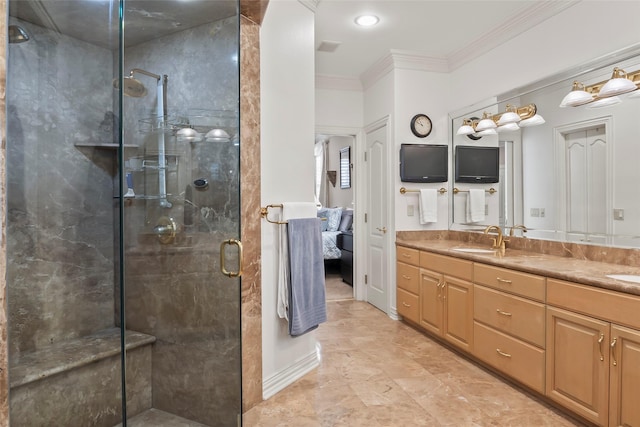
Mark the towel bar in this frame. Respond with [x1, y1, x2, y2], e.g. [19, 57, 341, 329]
[399, 187, 447, 195]
[260, 204, 325, 225]
[453, 187, 497, 194]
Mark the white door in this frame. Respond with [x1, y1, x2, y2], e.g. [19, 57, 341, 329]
[365, 123, 389, 313]
[566, 127, 607, 240]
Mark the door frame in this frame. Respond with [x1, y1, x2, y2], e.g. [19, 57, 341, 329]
[315, 125, 364, 300]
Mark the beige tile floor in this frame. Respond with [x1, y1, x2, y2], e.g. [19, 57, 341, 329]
[244, 277, 585, 427]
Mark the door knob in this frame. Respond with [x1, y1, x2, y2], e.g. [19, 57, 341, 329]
[376, 226, 387, 234]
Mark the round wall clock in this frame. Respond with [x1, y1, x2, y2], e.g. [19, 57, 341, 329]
[410, 114, 432, 138]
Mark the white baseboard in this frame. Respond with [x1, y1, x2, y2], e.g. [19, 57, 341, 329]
[389, 305, 400, 321]
[262, 349, 319, 400]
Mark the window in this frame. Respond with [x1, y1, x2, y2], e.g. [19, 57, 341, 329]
[340, 147, 351, 189]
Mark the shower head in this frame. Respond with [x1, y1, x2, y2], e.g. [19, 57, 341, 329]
[9, 25, 30, 44]
[113, 68, 164, 98]
[114, 76, 148, 98]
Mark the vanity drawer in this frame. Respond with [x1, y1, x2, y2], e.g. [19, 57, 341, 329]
[397, 288, 419, 324]
[420, 251, 473, 282]
[474, 263, 545, 302]
[474, 285, 545, 347]
[474, 321, 545, 394]
[397, 245, 420, 267]
[396, 262, 420, 295]
[547, 278, 640, 330]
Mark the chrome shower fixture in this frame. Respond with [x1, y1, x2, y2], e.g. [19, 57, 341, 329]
[9, 25, 30, 43]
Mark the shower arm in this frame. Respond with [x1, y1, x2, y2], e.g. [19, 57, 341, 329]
[129, 69, 168, 119]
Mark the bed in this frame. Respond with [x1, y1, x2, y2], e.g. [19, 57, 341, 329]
[318, 207, 353, 260]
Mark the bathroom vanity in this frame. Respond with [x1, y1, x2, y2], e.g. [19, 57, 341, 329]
[396, 232, 640, 427]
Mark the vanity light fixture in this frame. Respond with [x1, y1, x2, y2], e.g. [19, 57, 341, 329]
[456, 103, 543, 139]
[560, 66, 640, 108]
[475, 112, 497, 132]
[497, 104, 521, 125]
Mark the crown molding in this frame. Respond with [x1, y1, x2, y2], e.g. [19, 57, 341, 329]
[448, 0, 580, 71]
[360, 49, 448, 90]
[299, 0, 319, 13]
[315, 74, 363, 91]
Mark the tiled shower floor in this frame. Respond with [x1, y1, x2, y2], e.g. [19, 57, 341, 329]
[117, 409, 208, 426]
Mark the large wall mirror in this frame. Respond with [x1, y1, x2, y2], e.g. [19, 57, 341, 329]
[449, 45, 640, 248]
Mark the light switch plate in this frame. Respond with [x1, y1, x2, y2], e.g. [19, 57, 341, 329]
[614, 209, 624, 220]
[407, 205, 414, 216]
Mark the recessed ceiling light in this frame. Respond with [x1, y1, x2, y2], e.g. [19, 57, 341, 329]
[355, 15, 379, 27]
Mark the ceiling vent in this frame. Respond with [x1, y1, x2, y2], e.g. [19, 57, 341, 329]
[317, 40, 341, 53]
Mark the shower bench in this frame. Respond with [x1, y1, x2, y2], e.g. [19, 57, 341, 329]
[9, 328, 156, 427]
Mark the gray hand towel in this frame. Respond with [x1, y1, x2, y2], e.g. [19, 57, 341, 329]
[287, 217, 327, 336]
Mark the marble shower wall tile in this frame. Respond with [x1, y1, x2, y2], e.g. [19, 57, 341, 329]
[5, 18, 116, 356]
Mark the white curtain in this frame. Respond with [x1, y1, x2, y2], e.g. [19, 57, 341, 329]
[314, 140, 326, 207]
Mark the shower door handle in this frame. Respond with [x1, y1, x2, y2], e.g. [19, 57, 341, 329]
[220, 239, 244, 277]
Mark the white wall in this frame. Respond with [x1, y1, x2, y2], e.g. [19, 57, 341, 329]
[315, 88, 363, 129]
[449, 1, 640, 112]
[260, 0, 318, 398]
[393, 68, 451, 231]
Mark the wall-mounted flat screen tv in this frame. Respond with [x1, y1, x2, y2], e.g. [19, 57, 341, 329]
[455, 145, 499, 183]
[399, 144, 448, 183]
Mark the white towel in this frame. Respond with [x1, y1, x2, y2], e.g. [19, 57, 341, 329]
[419, 189, 438, 224]
[465, 189, 485, 223]
[277, 202, 318, 320]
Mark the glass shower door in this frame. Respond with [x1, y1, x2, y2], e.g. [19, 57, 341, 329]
[119, 1, 242, 425]
[6, 0, 242, 425]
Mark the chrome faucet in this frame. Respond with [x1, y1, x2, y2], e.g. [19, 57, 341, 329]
[509, 224, 528, 237]
[484, 225, 506, 250]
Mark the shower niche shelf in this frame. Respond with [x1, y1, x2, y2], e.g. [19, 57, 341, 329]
[74, 143, 139, 149]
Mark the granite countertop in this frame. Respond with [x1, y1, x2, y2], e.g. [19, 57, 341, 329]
[396, 237, 640, 297]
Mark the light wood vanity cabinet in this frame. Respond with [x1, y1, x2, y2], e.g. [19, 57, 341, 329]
[396, 246, 420, 324]
[419, 252, 474, 353]
[395, 245, 640, 427]
[547, 279, 640, 427]
[471, 264, 546, 394]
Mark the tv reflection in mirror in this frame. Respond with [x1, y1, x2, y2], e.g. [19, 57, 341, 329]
[455, 146, 499, 183]
[399, 144, 448, 183]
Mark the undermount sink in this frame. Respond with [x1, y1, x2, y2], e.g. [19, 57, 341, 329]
[451, 248, 496, 254]
[606, 274, 640, 284]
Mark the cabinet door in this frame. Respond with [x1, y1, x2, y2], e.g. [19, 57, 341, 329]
[443, 275, 473, 352]
[420, 269, 443, 336]
[609, 324, 640, 427]
[546, 306, 609, 426]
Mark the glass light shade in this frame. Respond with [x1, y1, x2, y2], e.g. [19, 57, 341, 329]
[456, 124, 475, 135]
[475, 116, 497, 132]
[205, 128, 231, 142]
[477, 128, 497, 136]
[559, 81, 593, 107]
[177, 127, 199, 142]
[496, 123, 520, 133]
[586, 96, 621, 109]
[598, 68, 637, 97]
[497, 111, 521, 126]
[518, 114, 545, 127]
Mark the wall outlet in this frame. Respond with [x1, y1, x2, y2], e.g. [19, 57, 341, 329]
[614, 209, 624, 220]
[530, 208, 540, 217]
[407, 205, 415, 217]
[540, 208, 545, 218]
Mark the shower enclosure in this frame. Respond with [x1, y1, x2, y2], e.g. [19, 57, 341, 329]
[6, 1, 242, 425]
